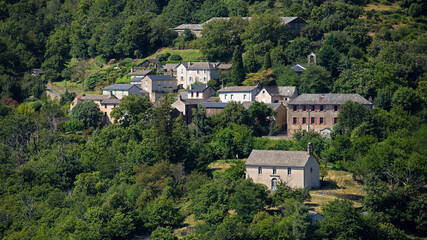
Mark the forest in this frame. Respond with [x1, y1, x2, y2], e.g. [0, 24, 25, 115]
[0, 0, 426, 239]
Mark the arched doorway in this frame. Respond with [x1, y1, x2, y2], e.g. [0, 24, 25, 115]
[271, 178, 278, 190]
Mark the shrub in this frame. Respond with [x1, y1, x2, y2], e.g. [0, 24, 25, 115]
[64, 119, 85, 132]
[156, 52, 171, 62]
[169, 54, 182, 61]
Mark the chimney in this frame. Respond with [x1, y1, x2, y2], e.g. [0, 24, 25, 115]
[308, 142, 313, 155]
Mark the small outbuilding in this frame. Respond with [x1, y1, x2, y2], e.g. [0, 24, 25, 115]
[245, 143, 320, 189]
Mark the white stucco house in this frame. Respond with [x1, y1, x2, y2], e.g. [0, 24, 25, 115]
[217, 85, 260, 103]
[245, 143, 320, 189]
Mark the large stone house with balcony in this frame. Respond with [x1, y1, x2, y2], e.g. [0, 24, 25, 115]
[218, 85, 260, 103]
[176, 62, 231, 89]
[245, 143, 320, 189]
[287, 93, 373, 136]
[140, 75, 177, 102]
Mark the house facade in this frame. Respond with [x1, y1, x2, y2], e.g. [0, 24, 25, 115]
[201, 102, 228, 116]
[176, 62, 225, 89]
[70, 94, 121, 124]
[218, 86, 260, 103]
[245, 143, 320, 190]
[287, 93, 373, 136]
[187, 84, 216, 100]
[137, 59, 162, 69]
[245, 143, 320, 189]
[102, 84, 142, 99]
[163, 63, 179, 76]
[141, 75, 177, 102]
[255, 86, 298, 104]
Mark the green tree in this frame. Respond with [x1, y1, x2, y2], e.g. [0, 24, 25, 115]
[248, 101, 274, 136]
[374, 88, 392, 111]
[70, 101, 103, 128]
[263, 51, 272, 70]
[284, 37, 311, 64]
[111, 95, 153, 127]
[230, 179, 268, 223]
[299, 65, 332, 93]
[391, 86, 420, 113]
[151, 226, 178, 240]
[231, 46, 245, 85]
[337, 101, 370, 132]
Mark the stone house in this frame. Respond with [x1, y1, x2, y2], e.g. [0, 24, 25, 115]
[173, 24, 203, 38]
[163, 63, 179, 76]
[287, 93, 373, 136]
[172, 85, 216, 124]
[137, 59, 162, 69]
[102, 84, 143, 100]
[245, 143, 320, 189]
[129, 69, 155, 79]
[242, 102, 287, 132]
[176, 62, 231, 89]
[140, 75, 177, 102]
[69, 94, 121, 124]
[201, 102, 229, 116]
[218, 86, 260, 103]
[255, 86, 298, 104]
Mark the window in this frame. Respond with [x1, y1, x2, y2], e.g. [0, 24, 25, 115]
[258, 167, 262, 174]
[311, 105, 315, 111]
[288, 167, 291, 175]
[302, 105, 306, 111]
[273, 167, 276, 174]
[311, 117, 315, 124]
[310, 167, 313, 173]
[189, 77, 192, 82]
[319, 117, 324, 124]
[284, 98, 288, 101]
[196, 92, 199, 98]
[243, 94, 246, 99]
[293, 105, 297, 111]
[181, 68, 183, 73]
[302, 117, 307, 124]
[333, 117, 338, 124]
[271, 178, 278, 190]
[334, 105, 339, 111]
[224, 94, 227, 99]
[197, 70, 200, 74]
[204, 70, 206, 73]
[262, 90, 265, 93]
[320, 105, 324, 111]
[293, 117, 297, 124]
[230, 94, 233, 99]
[203, 77, 206, 82]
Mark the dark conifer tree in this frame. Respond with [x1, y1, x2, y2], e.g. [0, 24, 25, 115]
[231, 45, 245, 86]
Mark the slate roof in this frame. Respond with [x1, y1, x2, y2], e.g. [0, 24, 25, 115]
[101, 98, 122, 104]
[241, 102, 284, 110]
[144, 75, 176, 81]
[188, 84, 212, 92]
[131, 77, 143, 82]
[291, 64, 307, 72]
[79, 94, 110, 101]
[261, 86, 297, 97]
[205, 17, 305, 25]
[245, 150, 311, 167]
[174, 24, 204, 31]
[216, 63, 232, 70]
[179, 62, 219, 70]
[163, 63, 179, 70]
[201, 102, 228, 108]
[103, 84, 140, 91]
[129, 70, 154, 76]
[288, 93, 372, 105]
[217, 86, 259, 93]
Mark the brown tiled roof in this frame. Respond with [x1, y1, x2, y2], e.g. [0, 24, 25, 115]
[289, 93, 372, 105]
[217, 86, 259, 93]
[245, 150, 311, 167]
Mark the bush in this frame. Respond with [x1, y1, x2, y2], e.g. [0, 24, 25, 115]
[169, 54, 182, 61]
[64, 119, 85, 132]
[156, 52, 171, 62]
[85, 73, 105, 90]
[118, 58, 133, 67]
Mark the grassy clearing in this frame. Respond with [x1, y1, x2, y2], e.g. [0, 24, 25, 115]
[307, 168, 364, 212]
[364, 3, 399, 12]
[143, 48, 203, 62]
